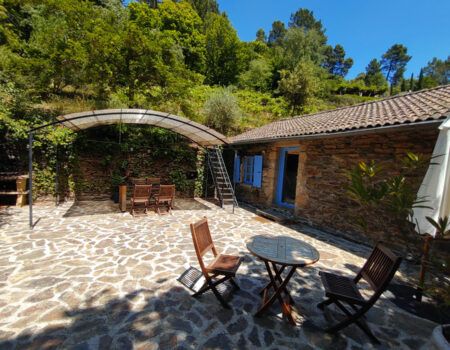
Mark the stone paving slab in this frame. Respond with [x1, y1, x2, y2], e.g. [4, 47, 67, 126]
[0, 199, 437, 349]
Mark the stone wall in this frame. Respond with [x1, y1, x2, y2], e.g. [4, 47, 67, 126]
[234, 126, 440, 250]
[73, 147, 201, 200]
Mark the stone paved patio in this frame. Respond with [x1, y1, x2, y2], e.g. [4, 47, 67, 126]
[0, 199, 437, 349]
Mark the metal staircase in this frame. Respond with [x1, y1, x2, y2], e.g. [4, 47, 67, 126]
[206, 146, 238, 211]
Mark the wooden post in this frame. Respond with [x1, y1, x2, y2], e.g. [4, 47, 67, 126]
[16, 176, 28, 207]
[119, 184, 127, 212]
[416, 234, 433, 302]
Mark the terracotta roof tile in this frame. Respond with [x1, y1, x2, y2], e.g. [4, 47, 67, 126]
[231, 85, 450, 144]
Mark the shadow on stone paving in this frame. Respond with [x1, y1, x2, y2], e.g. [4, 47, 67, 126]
[62, 200, 121, 218]
[0, 206, 16, 228]
[0, 264, 381, 350]
[62, 198, 213, 218]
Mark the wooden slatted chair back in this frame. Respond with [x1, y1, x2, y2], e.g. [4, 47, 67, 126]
[131, 178, 147, 185]
[357, 243, 402, 293]
[158, 185, 175, 199]
[190, 217, 217, 271]
[146, 177, 160, 185]
[133, 184, 152, 200]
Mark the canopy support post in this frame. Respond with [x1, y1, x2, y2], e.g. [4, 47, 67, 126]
[204, 150, 208, 199]
[55, 144, 59, 206]
[28, 132, 33, 229]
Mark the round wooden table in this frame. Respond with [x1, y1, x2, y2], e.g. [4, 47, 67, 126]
[247, 235, 320, 325]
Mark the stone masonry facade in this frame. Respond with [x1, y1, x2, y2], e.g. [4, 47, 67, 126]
[234, 126, 440, 249]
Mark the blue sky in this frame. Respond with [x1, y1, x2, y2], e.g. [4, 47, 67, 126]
[218, 0, 450, 78]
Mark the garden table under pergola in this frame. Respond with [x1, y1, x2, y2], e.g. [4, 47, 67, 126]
[26, 109, 229, 228]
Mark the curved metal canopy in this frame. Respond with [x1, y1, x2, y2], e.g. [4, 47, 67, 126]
[43, 109, 228, 147]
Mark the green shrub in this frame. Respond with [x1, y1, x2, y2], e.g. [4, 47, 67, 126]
[204, 87, 241, 135]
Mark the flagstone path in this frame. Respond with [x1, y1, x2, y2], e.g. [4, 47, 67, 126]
[0, 199, 437, 349]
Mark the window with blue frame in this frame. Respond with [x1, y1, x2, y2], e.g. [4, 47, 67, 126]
[235, 155, 263, 188]
[243, 156, 254, 184]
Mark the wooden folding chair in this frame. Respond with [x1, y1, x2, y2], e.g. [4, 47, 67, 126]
[130, 184, 152, 216]
[190, 217, 242, 308]
[155, 184, 175, 215]
[146, 177, 160, 206]
[130, 178, 147, 185]
[317, 242, 402, 344]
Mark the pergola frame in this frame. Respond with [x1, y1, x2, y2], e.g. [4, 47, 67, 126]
[27, 109, 229, 228]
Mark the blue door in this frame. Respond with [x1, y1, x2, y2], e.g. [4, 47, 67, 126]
[275, 147, 299, 208]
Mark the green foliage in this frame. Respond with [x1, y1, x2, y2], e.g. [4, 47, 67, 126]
[0, 1, 441, 201]
[235, 89, 289, 129]
[364, 59, 388, 89]
[426, 216, 450, 239]
[204, 13, 241, 85]
[186, 0, 219, 20]
[158, 0, 206, 73]
[345, 152, 431, 241]
[238, 58, 272, 92]
[278, 60, 325, 113]
[381, 44, 411, 87]
[203, 87, 241, 135]
[322, 44, 353, 77]
[255, 28, 266, 43]
[333, 79, 387, 97]
[279, 27, 325, 69]
[33, 164, 56, 198]
[169, 169, 190, 193]
[288, 8, 326, 44]
[422, 56, 449, 86]
[267, 20, 286, 46]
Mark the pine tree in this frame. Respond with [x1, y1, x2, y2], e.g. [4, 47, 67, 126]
[417, 69, 424, 91]
[268, 20, 286, 46]
[409, 73, 414, 91]
[256, 28, 266, 43]
[400, 78, 407, 92]
[380, 44, 411, 91]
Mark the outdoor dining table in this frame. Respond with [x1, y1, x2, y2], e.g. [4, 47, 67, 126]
[246, 235, 320, 325]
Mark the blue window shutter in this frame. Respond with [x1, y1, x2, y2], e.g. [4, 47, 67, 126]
[233, 156, 240, 183]
[253, 155, 263, 188]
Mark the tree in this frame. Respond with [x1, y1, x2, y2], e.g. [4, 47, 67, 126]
[288, 8, 326, 44]
[267, 20, 286, 46]
[409, 73, 414, 91]
[158, 0, 206, 73]
[204, 87, 241, 135]
[278, 60, 323, 113]
[422, 56, 450, 86]
[380, 44, 411, 88]
[400, 78, 407, 92]
[364, 59, 387, 88]
[280, 27, 325, 70]
[255, 28, 266, 43]
[204, 13, 240, 85]
[27, 0, 96, 93]
[119, 2, 202, 104]
[322, 44, 353, 77]
[417, 68, 424, 91]
[238, 58, 272, 91]
[138, 0, 160, 9]
[186, 0, 219, 20]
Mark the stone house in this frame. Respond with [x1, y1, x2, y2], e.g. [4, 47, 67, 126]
[229, 85, 450, 246]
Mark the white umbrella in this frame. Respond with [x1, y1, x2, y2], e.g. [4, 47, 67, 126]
[412, 116, 450, 237]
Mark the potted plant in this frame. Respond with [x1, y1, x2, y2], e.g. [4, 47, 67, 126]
[111, 173, 126, 203]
